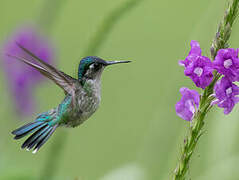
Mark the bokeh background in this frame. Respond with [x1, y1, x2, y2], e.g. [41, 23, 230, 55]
[1, 0, 239, 179]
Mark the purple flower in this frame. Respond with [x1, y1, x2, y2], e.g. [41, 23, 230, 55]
[179, 40, 201, 67]
[175, 87, 200, 121]
[212, 77, 239, 114]
[213, 48, 239, 81]
[179, 40, 213, 89]
[2, 26, 54, 116]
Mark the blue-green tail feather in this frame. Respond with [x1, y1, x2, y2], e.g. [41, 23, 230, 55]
[12, 121, 44, 139]
[12, 110, 59, 153]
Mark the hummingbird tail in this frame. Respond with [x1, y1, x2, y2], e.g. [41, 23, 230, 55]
[12, 111, 59, 153]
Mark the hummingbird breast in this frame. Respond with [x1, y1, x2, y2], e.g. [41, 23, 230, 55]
[65, 79, 101, 127]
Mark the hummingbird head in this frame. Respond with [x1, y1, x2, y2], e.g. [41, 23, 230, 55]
[78, 56, 131, 81]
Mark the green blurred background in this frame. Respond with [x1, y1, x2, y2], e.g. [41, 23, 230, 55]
[1, 0, 239, 179]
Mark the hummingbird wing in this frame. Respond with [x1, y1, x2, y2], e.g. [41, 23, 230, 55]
[8, 43, 77, 95]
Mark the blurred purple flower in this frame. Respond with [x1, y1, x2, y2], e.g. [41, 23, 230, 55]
[175, 87, 200, 121]
[2, 26, 54, 116]
[179, 40, 214, 89]
[213, 48, 239, 81]
[212, 77, 239, 114]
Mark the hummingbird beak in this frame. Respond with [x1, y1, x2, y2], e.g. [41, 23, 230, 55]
[105, 60, 131, 66]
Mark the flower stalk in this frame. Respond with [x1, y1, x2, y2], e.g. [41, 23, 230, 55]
[211, 0, 239, 59]
[173, 0, 239, 179]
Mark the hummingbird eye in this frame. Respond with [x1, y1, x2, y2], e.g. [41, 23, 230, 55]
[93, 62, 101, 71]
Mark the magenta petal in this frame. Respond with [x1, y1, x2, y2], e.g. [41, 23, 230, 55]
[175, 101, 194, 121]
[189, 40, 201, 56]
[179, 41, 213, 89]
[2, 26, 54, 116]
[213, 48, 239, 81]
[178, 60, 186, 67]
[175, 87, 200, 121]
[213, 77, 239, 114]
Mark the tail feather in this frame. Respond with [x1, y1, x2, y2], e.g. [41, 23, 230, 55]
[32, 125, 57, 154]
[12, 121, 43, 136]
[12, 110, 59, 153]
[21, 124, 49, 149]
[12, 122, 46, 140]
[27, 127, 53, 151]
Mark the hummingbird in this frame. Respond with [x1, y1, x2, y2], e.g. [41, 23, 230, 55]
[10, 43, 131, 153]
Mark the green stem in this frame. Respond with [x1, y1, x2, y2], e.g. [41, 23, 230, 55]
[173, 0, 239, 179]
[83, 0, 143, 56]
[36, 0, 65, 32]
[211, 0, 239, 59]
